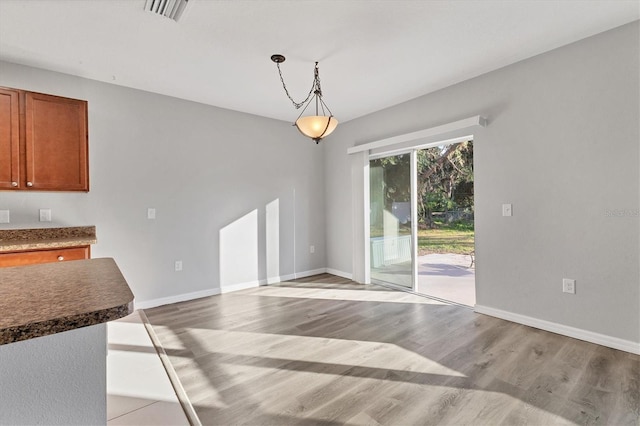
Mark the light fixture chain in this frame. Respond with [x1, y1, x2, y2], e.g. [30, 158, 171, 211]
[314, 62, 322, 97]
[276, 62, 316, 109]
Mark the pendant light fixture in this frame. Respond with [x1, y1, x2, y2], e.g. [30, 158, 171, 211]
[271, 54, 338, 144]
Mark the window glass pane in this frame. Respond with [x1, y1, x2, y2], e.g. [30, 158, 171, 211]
[370, 153, 412, 288]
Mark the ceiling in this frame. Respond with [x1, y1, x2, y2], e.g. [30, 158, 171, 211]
[0, 1, 638, 123]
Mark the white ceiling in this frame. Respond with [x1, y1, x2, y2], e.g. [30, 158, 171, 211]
[0, 0, 638, 123]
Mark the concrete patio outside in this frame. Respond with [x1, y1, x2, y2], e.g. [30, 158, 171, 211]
[370, 253, 476, 306]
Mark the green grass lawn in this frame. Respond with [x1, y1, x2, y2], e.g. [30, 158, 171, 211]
[371, 220, 474, 255]
[418, 221, 474, 255]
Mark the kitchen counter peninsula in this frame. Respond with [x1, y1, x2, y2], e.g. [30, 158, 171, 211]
[0, 258, 134, 425]
[0, 258, 133, 344]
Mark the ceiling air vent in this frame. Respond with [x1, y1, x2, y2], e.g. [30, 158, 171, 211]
[144, 0, 189, 22]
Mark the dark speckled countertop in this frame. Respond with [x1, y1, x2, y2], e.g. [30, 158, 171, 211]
[0, 226, 97, 252]
[0, 258, 134, 345]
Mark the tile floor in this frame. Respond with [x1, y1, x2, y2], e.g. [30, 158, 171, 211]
[107, 310, 190, 425]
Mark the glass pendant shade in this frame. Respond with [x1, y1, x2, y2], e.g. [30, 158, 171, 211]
[272, 55, 338, 143]
[295, 115, 339, 143]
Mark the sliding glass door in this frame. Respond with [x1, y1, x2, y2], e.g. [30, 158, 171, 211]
[369, 153, 417, 288]
[368, 141, 476, 306]
[415, 142, 476, 306]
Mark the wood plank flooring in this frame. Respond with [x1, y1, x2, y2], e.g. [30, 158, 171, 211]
[144, 274, 639, 425]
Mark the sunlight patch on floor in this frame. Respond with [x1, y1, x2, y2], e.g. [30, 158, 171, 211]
[158, 327, 466, 378]
[246, 286, 449, 304]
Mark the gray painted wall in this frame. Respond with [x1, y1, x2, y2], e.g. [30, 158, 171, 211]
[325, 22, 639, 343]
[0, 61, 326, 304]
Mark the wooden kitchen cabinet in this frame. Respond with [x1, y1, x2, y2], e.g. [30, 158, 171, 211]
[0, 88, 21, 190]
[0, 86, 89, 191]
[0, 246, 90, 268]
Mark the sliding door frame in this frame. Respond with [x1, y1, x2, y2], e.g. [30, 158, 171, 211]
[363, 135, 473, 293]
[367, 136, 477, 292]
[349, 116, 486, 285]
[410, 149, 419, 290]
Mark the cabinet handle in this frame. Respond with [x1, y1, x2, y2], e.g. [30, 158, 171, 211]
[11, 182, 18, 187]
[57, 256, 64, 261]
[26, 182, 33, 187]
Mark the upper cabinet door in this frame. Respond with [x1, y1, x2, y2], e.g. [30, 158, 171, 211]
[25, 92, 89, 191]
[0, 88, 21, 189]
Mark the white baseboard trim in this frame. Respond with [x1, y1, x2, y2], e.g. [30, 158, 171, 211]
[475, 304, 640, 355]
[294, 268, 328, 279]
[220, 279, 265, 294]
[135, 288, 221, 310]
[274, 273, 296, 282]
[326, 268, 353, 280]
[215, 269, 328, 295]
[267, 268, 336, 283]
[136, 268, 354, 309]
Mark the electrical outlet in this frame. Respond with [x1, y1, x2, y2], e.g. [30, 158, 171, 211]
[502, 204, 512, 217]
[562, 278, 576, 294]
[310, 245, 315, 254]
[39, 209, 52, 222]
[0, 210, 9, 224]
[147, 208, 156, 220]
[175, 260, 183, 272]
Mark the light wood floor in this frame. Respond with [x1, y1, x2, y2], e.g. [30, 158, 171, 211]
[144, 274, 639, 425]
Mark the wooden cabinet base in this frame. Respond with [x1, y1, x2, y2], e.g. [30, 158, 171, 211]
[0, 246, 90, 267]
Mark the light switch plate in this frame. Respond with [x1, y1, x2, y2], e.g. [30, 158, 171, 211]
[0, 210, 9, 224]
[39, 209, 52, 222]
[502, 204, 513, 217]
[147, 208, 156, 220]
[563, 278, 576, 294]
